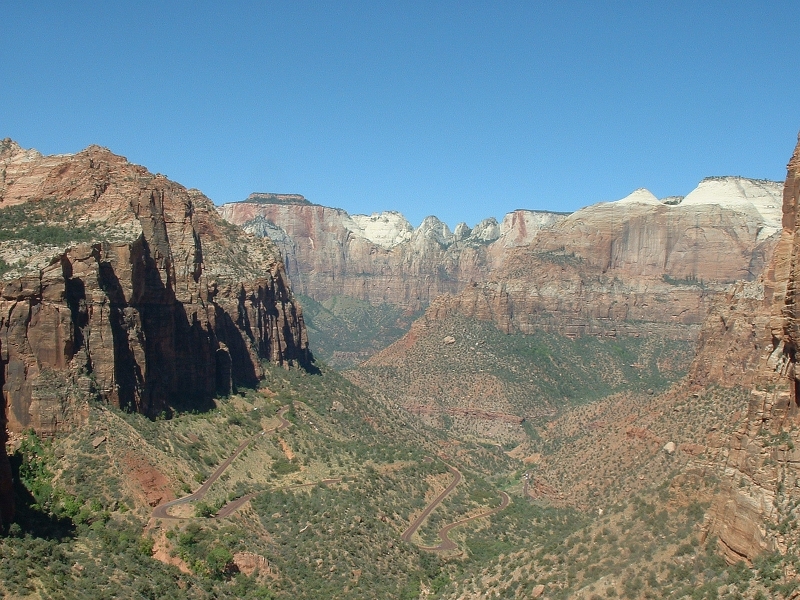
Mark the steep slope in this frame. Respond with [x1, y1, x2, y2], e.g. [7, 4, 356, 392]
[349, 314, 693, 444]
[695, 135, 800, 565]
[0, 140, 309, 523]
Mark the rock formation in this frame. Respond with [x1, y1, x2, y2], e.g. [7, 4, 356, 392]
[400, 183, 780, 342]
[220, 178, 781, 340]
[0, 402, 10, 527]
[0, 140, 309, 523]
[218, 197, 567, 311]
[698, 134, 800, 564]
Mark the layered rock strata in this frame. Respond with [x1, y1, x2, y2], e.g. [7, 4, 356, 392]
[452, 181, 780, 338]
[218, 197, 567, 311]
[0, 140, 309, 522]
[220, 179, 781, 340]
[698, 134, 800, 564]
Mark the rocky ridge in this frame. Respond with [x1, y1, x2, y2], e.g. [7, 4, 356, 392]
[217, 198, 567, 311]
[220, 178, 781, 340]
[423, 199, 779, 341]
[0, 140, 309, 524]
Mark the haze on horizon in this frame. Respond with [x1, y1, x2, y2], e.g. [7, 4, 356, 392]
[2, 1, 799, 229]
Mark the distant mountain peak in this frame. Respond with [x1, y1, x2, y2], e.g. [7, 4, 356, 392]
[617, 188, 660, 205]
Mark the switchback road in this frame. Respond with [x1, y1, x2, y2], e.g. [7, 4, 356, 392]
[401, 460, 511, 552]
[215, 478, 342, 519]
[152, 406, 290, 520]
[418, 491, 510, 552]
[401, 464, 461, 543]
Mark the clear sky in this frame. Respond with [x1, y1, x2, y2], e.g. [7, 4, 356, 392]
[2, 1, 799, 229]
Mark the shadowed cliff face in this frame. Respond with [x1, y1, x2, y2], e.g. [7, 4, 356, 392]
[0, 139, 311, 523]
[0, 362, 10, 527]
[0, 141, 308, 495]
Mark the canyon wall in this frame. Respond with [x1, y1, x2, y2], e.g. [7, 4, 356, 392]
[0, 141, 309, 524]
[220, 179, 781, 340]
[218, 195, 566, 311]
[696, 135, 800, 564]
[0, 139, 308, 429]
[400, 184, 781, 341]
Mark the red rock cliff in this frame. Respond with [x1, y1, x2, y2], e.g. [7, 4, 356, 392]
[218, 200, 567, 311]
[0, 140, 309, 523]
[220, 181, 780, 340]
[699, 134, 800, 564]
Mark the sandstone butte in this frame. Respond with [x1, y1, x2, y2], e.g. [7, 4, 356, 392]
[219, 177, 782, 342]
[0, 139, 309, 525]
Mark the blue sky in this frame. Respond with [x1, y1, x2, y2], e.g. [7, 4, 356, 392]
[2, 1, 799, 228]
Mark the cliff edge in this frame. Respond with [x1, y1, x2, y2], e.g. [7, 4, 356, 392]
[0, 140, 310, 525]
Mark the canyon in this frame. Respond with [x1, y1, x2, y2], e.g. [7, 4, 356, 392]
[350, 134, 800, 567]
[220, 177, 781, 347]
[4, 134, 800, 598]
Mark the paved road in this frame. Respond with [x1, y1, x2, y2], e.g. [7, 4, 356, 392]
[418, 491, 510, 552]
[152, 407, 290, 520]
[401, 464, 461, 543]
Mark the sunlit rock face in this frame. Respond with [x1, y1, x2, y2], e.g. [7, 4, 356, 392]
[220, 175, 780, 340]
[219, 196, 569, 311]
[0, 140, 309, 434]
[691, 135, 800, 564]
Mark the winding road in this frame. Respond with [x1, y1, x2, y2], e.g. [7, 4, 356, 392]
[417, 491, 510, 551]
[401, 462, 511, 552]
[214, 478, 343, 519]
[152, 407, 510, 554]
[152, 406, 291, 520]
[401, 464, 462, 543]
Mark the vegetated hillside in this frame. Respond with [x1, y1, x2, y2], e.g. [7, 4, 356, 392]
[297, 294, 422, 369]
[347, 313, 693, 444]
[1, 365, 425, 598]
[0, 361, 599, 599]
[435, 375, 800, 599]
[4, 289, 795, 598]
[10, 357, 790, 600]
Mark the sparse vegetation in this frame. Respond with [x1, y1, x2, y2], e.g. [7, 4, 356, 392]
[349, 314, 693, 444]
[298, 294, 422, 369]
[0, 198, 104, 246]
[0, 281, 792, 598]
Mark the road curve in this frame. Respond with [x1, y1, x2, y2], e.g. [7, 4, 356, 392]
[418, 491, 510, 552]
[401, 464, 461, 543]
[152, 406, 291, 520]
